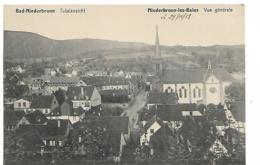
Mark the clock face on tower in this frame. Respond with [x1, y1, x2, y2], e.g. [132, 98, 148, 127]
[209, 87, 217, 94]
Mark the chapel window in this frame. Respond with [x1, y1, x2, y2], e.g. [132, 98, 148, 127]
[179, 86, 188, 98]
[179, 89, 182, 98]
[193, 88, 196, 98]
[184, 88, 187, 98]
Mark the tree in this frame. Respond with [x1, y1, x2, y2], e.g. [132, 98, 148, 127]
[53, 89, 66, 105]
[225, 82, 245, 101]
[134, 144, 153, 164]
[72, 118, 112, 163]
[167, 133, 188, 164]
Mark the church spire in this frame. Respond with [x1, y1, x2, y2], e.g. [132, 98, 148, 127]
[155, 24, 161, 57]
[208, 59, 212, 70]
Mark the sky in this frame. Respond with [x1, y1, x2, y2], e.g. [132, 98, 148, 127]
[4, 4, 244, 46]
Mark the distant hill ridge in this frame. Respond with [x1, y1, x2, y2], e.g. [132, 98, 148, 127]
[4, 30, 244, 59]
[4, 30, 152, 59]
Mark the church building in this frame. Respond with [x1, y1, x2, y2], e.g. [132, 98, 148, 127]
[149, 25, 234, 105]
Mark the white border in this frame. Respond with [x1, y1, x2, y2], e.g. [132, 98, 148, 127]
[1, 0, 259, 164]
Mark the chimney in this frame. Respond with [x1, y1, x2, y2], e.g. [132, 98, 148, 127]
[57, 120, 61, 128]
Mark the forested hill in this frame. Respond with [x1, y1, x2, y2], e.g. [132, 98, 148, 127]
[4, 30, 152, 59]
[4, 31, 244, 71]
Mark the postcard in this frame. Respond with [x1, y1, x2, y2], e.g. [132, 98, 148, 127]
[3, 4, 245, 165]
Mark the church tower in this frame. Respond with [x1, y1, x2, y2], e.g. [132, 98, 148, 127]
[208, 59, 212, 70]
[153, 25, 163, 75]
[155, 25, 161, 57]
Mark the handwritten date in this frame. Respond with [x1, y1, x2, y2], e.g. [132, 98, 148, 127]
[161, 13, 192, 21]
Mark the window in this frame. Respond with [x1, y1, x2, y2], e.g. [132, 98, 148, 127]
[166, 86, 173, 93]
[179, 86, 187, 98]
[45, 109, 49, 114]
[18, 102, 21, 107]
[150, 129, 154, 134]
[184, 89, 187, 98]
[198, 89, 201, 97]
[79, 135, 82, 143]
[193, 89, 196, 98]
[179, 89, 182, 98]
[193, 87, 201, 98]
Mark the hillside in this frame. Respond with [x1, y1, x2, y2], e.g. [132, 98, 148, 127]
[4, 30, 152, 59]
[4, 31, 244, 71]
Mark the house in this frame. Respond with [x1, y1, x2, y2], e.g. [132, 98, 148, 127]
[27, 95, 59, 114]
[46, 76, 86, 93]
[100, 89, 130, 108]
[125, 72, 143, 79]
[17, 110, 48, 128]
[63, 68, 79, 77]
[113, 70, 125, 77]
[224, 101, 245, 134]
[6, 84, 30, 100]
[48, 100, 86, 124]
[140, 115, 163, 145]
[4, 94, 17, 105]
[205, 108, 227, 136]
[84, 70, 108, 77]
[81, 76, 129, 91]
[146, 92, 178, 109]
[139, 104, 203, 128]
[72, 69, 78, 76]
[72, 116, 129, 161]
[81, 76, 107, 89]
[177, 117, 229, 160]
[41, 119, 73, 148]
[66, 86, 101, 110]
[15, 119, 73, 149]
[101, 77, 129, 91]
[44, 68, 57, 77]
[4, 110, 25, 131]
[12, 65, 25, 73]
[13, 96, 32, 111]
[29, 77, 46, 91]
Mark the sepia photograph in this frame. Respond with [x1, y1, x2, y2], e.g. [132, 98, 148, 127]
[3, 4, 245, 165]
